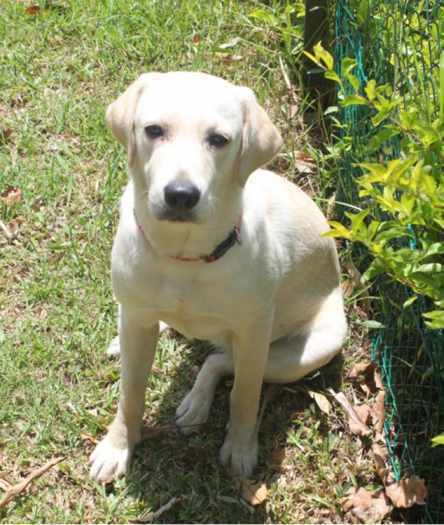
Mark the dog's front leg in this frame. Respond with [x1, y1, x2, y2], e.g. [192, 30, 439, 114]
[220, 318, 271, 478]
[90, 308, 159, 483]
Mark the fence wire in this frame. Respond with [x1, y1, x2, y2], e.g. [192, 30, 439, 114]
[332, 0, 444, 522]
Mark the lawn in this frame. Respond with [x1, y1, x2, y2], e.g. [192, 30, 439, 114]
[0, 1, 381, 522]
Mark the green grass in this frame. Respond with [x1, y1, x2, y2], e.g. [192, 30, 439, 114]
[1, 0, 380, 522]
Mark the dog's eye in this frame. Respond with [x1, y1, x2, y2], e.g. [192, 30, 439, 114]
[208, 133, 229, 148]
[145, 125, 164, 139]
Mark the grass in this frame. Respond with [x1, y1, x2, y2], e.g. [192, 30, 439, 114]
[1, 0, 382, 522]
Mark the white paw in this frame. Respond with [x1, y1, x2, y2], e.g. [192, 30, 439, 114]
[89, 436, 133, 483]
[175, 389, 212, 434]
[106, 336, 120, 357]
[219, 430, 258, 478]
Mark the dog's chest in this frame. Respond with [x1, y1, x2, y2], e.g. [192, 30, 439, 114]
[117, 258, 248, 339]
[154, 275, 237, 340]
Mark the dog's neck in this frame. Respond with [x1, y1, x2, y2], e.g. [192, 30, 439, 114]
[133, 185, 243, 260]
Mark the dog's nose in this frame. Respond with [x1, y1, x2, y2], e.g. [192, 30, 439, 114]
[164, 181, 200, 210]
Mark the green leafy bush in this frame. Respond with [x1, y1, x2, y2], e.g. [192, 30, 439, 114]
[305, 44, 444, 329]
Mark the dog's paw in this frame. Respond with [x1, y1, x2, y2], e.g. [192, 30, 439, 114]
[89, 436, 133, 483]
[175, 389, 212, 434]
[106, 336, 120, 358]
[219, 431, 258, 478]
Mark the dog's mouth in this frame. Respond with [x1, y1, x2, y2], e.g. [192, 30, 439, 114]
[156, 209, 196, 223]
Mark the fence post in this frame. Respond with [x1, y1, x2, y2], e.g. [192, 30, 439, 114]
[304, 0, 334, 109]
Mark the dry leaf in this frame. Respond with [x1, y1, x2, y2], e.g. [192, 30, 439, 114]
[372, 390, 385, 433]
[372, 442, 389, 483]
[349, 406, 372, 436]
[348, 361, 372, 380]
[289, 104, 298, 118]
[385, 476, 427, 508]
[80, 433, 98, 445]
[348, 361, 382, 396]
[240, 480, 268, 506]
[294, 152, 315, 174]
[217, 53, 243, 64]
[269, 447, 286, 471]
[308, 390, 332, 415]
[0, 128, 13, 142]
[219, 37, 241, 49]
[374, 369, 384, 390]
[343, 487, 392, 523]
[192, 34, 201, 44]
[328, 389, 371, 436]
[25, 5, 40, 14]
[1, 186, 22, 206]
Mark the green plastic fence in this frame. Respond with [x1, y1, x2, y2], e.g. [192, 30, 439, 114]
[331, 0, 444, 522]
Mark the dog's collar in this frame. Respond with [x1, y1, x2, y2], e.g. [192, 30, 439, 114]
[133, 209, 242, 263]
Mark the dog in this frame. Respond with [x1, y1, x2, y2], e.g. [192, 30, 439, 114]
[89, 72, 347, 483]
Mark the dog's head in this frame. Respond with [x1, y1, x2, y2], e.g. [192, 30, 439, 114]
[106, 72, 282, 223]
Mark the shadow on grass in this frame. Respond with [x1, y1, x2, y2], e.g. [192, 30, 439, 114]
[116, 333, 344, 524]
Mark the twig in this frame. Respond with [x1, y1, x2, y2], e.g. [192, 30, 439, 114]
[0, 457, 64, 509]
[135, 496, 183, 523]
[279, 56, 298, 104]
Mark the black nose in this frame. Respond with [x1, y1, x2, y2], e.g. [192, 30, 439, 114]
[164, 181, 200, 210]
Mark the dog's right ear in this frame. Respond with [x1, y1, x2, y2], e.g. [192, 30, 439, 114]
[106, 72, 162, 149]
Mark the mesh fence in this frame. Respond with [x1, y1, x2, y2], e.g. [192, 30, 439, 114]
[330, 0, 444, 522]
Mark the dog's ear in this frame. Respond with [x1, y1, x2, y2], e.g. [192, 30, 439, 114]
[106, 73, 162, 152]
[237, 87, 283, 184]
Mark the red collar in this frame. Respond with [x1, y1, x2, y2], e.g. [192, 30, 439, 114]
[133, 209, 242, 263]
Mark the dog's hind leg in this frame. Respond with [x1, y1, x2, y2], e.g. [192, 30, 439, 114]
[176, 289, 346, 436]
[175, 350, 232, 434]
[264, 288, 347, 383]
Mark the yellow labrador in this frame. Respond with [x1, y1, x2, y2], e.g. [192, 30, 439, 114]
[89, 72, 347, 483]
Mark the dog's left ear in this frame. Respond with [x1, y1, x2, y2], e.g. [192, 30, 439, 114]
[237, 87, 283, 184]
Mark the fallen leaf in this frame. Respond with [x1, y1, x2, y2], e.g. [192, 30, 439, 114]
[328, 389, 371, 436]
[192, 34, 201, 44]
[343, 487, 392, 523]
[348, 361, 382, 396]
[269, 447, 286, 471]
[1, 186, 22, 206]
[216, 53, 243, 64]
[385, 476, 427, 508]
[240, 480, 268, 506]
[308, 390, 332, 415]
[294, 151, 315, 174]
[289, 104, 298, 118]
[348, 361, 372, 380]
[0, 457, 64, 509]
[25, 5, 40, 15]
[374, 369, 384, 390]
[0, 128, 13, 142]
[372, 390, 385, 433]
[349, 404, 372, 436]
[80, 433, 98, 445]
[372, 442, 389, 483]
[219, 37, 241, 49]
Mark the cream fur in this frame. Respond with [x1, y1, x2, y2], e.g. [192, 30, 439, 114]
[89, 72, 347, 483]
